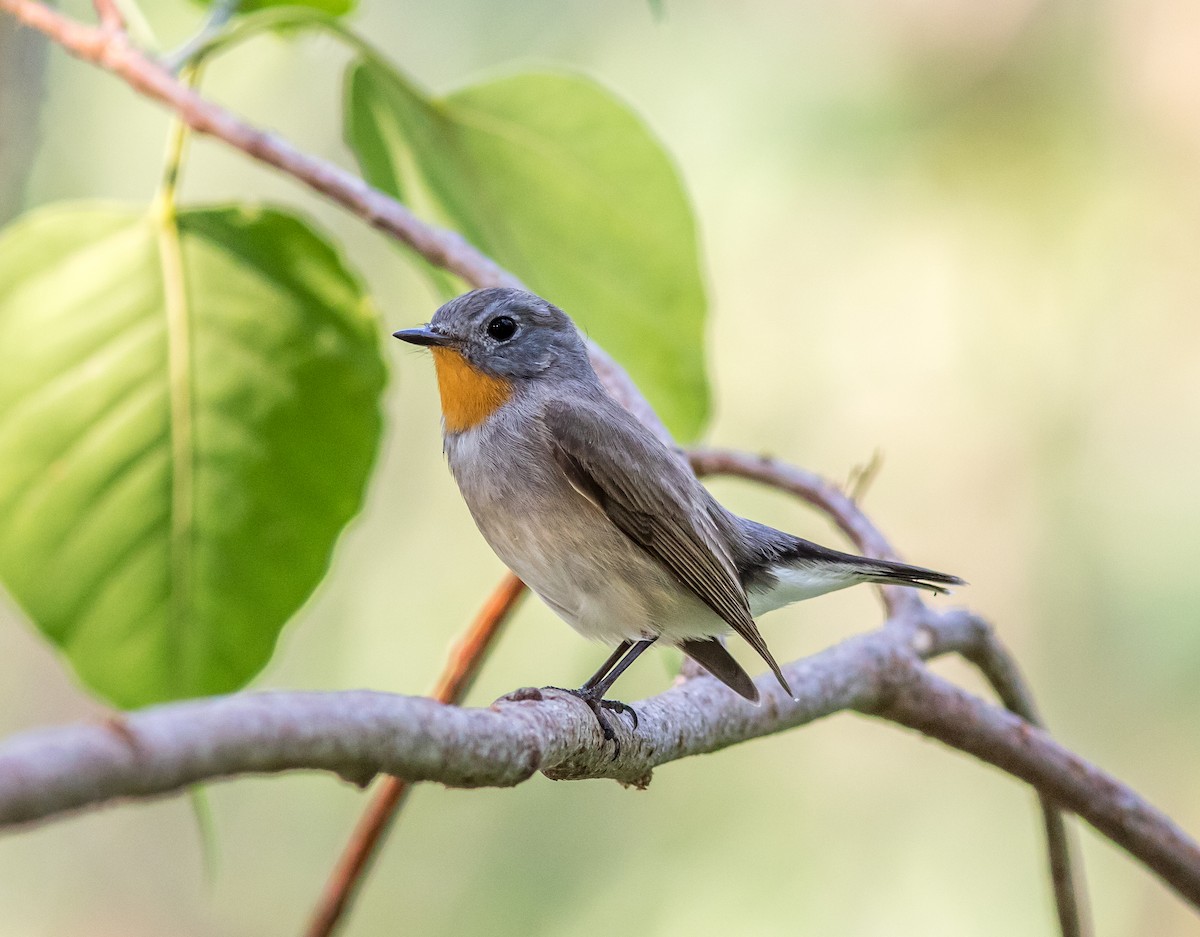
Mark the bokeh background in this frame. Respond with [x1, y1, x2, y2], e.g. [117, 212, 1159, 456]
[3, 0, 1200, 934]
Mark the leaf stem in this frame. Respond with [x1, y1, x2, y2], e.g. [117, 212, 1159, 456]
[156, 64, 203, 205]
[160, 0, 240, 74]
[175, 4, 424, 101]
[154, 66, 200, 695]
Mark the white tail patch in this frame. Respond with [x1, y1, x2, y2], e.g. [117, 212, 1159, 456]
[747, 562, 862, 617]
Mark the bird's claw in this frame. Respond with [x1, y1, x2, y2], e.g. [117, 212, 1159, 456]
[549, 686, 639, 755]
[599, 697, 638, 731]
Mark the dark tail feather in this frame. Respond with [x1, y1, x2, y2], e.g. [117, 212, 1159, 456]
[735, 520, 963, 599]
[678, 637, 760, 703]
[858, 558, 965, 595]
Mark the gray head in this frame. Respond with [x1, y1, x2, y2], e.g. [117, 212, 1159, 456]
[393, 287, 592, 383]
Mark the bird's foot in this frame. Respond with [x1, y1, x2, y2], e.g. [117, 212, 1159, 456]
[546, 685, 639, 755]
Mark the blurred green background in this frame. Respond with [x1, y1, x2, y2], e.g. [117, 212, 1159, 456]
[3, 0, 1200, 934]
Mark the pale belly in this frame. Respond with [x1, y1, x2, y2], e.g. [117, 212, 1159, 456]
[484, 499, 730, 645]
[447, 426, 728, 645]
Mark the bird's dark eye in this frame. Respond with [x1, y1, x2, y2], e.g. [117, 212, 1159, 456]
[486, 315, 517, 341]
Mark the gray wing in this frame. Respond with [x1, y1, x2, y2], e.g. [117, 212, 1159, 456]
[543, 398, 791, 696]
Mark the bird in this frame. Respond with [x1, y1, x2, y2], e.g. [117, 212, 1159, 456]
[394, 287, 962, 745]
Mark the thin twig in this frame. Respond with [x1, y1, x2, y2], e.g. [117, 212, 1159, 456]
[91, 0, 122, 33]
[304, 574, 525, 937]
[845, 448, 883, 502]
[0, 0, 512, 285]
[954, 618, 1089, 937]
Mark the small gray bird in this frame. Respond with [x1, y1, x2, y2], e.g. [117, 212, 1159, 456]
[395, 287, 961, 743]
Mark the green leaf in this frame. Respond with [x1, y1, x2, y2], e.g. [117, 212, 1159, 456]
[0, 202, 385, 708]
[192, 0, 356, 16]
[344, 62, 710, 440]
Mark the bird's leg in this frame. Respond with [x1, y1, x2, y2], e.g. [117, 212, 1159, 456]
[568, 638, 657, 749]
[586, 638, 656, 700]
[580, 640, 633, 690]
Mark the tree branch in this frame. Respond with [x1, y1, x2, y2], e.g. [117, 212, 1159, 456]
[1, 606, 1196, 915]
[0, 610, 980, 820]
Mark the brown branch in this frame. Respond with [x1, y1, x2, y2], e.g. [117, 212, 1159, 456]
[304, 573, 525, 937]
[0, 0, 516, 285]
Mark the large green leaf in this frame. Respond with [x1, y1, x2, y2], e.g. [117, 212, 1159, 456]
[344, 62, 710, 440]
[0, 202, 385, 707]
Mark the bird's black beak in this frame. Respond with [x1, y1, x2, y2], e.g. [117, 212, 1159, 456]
[392, 326, 454, 347]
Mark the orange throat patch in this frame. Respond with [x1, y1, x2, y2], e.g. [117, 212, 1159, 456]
[430, 347, 513, 433]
